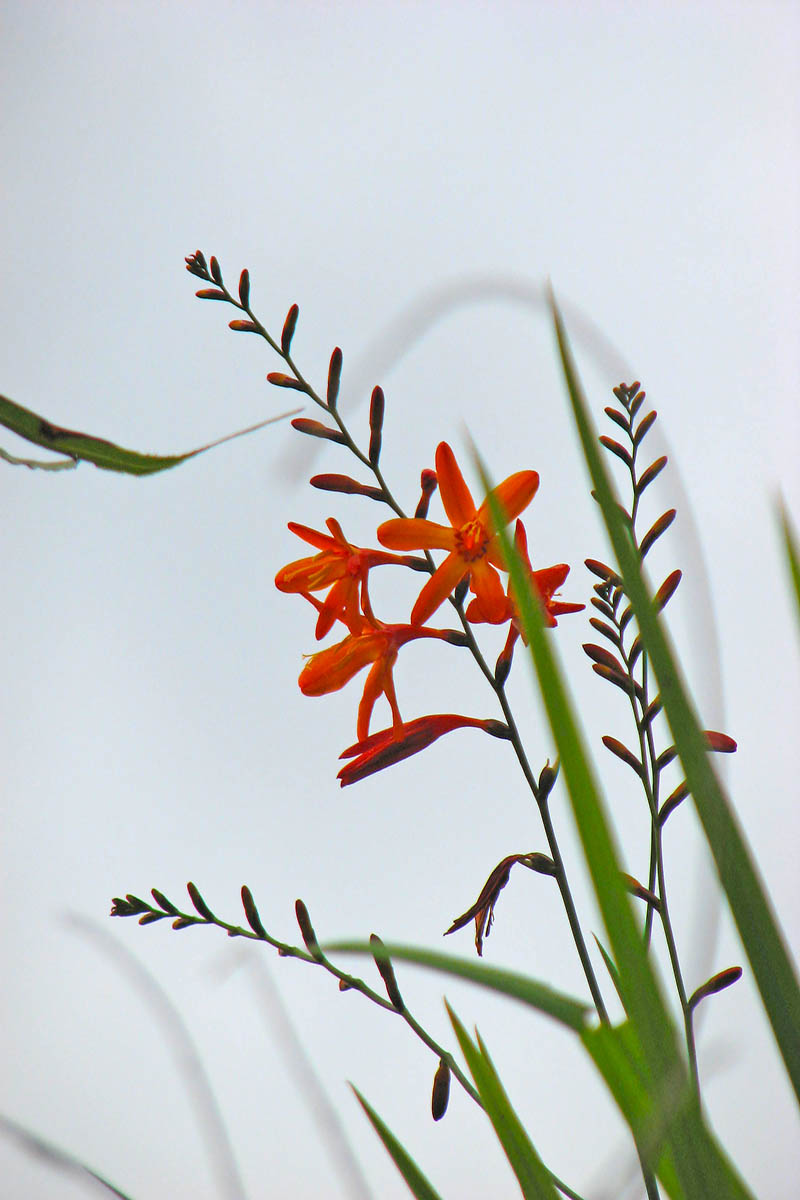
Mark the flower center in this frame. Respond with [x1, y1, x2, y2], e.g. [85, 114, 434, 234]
[455, 517, 489, 562]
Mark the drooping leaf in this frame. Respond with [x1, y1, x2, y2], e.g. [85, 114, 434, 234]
[351, 1087, 443, 1200]
[0, 393, 297, 475]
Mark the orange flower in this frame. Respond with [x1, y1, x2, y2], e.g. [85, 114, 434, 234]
[275, 518, 417, 639]
[298, 619, 464, 741]
[377, 442, 539, 625]
[466, 520, 585, 632]
[337, 713, 511, 786]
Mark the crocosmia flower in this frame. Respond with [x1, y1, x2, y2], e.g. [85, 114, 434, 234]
[377, 442, 539, 626]
[275, 518, 417, 640]
[298, 618, 463, 741]
[466, 520, 585, 631]
[337, 713, 510, 786]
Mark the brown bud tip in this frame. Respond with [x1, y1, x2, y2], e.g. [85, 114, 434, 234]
[703, 730, 737, 753]
[537, 760, 559, 799]
[369, 933, 404, 1010]
[689, 966, 743, 1010]
[268, 372, 306, 391]
[187, 881, 215, 921]
[241, 886, 267, 938]
[281, 303, 299, 354]
[238, 269, 250, 308]
[327, 347, 343, 409]
[431, 1059, 451, 1121]
[295, 899, 322, 960]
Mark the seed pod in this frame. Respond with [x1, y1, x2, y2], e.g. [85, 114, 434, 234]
[295, 899, 323, 960]
[238, 269, 250, 308]
[370, 934, 404, 1010]
[281, 303, 299, 354]
[431, 1059, 451, 1121]
[368, 386, 385, 465]
[241, 886, 267, 938]
[327, 347, 343, 410]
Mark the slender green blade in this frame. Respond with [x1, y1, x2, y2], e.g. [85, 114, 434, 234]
[350, 1087, 443, 1200]
[447, 1005, 559, 1199]
[0, 392, 298, 475]
[551, 296, 800, 1109]
[779, 502, 800, 636]
[479, 453, 752, 1198]
[326, 942, 589, 1031]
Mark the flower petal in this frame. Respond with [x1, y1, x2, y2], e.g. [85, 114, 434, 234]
[377, 518, 455, 552]
[478, 470, 539, 530]
[286, 521, 341, 553]
[338, 714, 492, 785]
[411, 553, 466, 625]
[469, 560, 508, 623]
[436, 442, 477, 527]
[299, 632, 382, 696]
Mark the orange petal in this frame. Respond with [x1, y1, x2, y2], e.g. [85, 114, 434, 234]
[287, 521, 342, 553]
[470, 560, 508, 623]
[478, 470, 539, 530]
[436, 442, 477, 528]
[299, 632, 382, 696]
[378, 518, 455, 552]
[410, 553, 466, 625]
[532, 563, 571, 601]
[314, 577, 355, 639]
[357, 659, 388, 741]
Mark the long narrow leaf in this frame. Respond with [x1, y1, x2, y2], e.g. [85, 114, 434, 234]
[350, 1087, 443, 1200]
[326, 942, 588, 1031]
[779, 502, 800, 637]
[0, 392, 299, 475]
[551, 296, 800, 1109]
[479, 445, 752, 1199]
[447, 1005, 559, 1199]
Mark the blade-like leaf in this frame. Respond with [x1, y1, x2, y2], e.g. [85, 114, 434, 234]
[479, 434, 753, 1198]
[0, 393, 298, 475]
[551, 296, 800, 1111]
[351, 1087, 443, 1200]
[447, 1005, 559, 1199]
[325, 942, 588, 1031]
[779, 502, 800, 637]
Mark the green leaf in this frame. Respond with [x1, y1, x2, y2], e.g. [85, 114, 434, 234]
[0, 393, 299, 475]
[325, 942, 589, 1031]
[350, 1086, 443, 1200]
[447, 1004, 560, 1199]
[551, 296, 800, 1113]
[779, 501, 800, 638]
[478, 431, 752, 1197]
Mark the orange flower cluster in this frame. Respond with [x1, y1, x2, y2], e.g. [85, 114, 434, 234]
[275, 441, 583, 783]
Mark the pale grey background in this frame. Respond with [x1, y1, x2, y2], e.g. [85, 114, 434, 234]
[1, 3, 798, 1198]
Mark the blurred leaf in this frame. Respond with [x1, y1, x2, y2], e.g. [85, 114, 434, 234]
[326, 943, 588, 1031]
[0, 393, 298, 475]
[779, 502, 800, 637]
[447, 1005, 559, 1198]
[351, 1087, 443, 1200]
[551, 296, 800, 1113]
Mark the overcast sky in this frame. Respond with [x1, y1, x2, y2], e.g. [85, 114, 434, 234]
[1, 3, 799, 1198]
